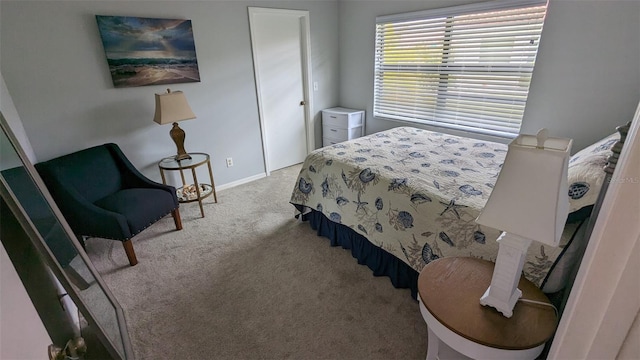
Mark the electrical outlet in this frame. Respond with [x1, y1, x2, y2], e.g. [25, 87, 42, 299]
[226, 157, 233, 167]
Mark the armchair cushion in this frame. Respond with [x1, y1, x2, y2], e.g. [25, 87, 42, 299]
[51, 144, 124, 203]
[95, 188, 178, 236]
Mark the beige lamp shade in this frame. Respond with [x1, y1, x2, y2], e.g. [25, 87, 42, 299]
[476, 129, 573, 247]
[153, 90, 196, 125]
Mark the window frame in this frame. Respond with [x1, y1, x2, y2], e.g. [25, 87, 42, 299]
[373, 0, 548, 139]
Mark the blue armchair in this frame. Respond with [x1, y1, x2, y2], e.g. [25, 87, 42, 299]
[35, 143, 182, 266]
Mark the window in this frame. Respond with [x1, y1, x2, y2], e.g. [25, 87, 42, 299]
[374, 0, 547, 138]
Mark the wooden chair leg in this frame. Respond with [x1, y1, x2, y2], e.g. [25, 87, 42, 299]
[172, 208, 183, 230]
[122, 240, 138, 266]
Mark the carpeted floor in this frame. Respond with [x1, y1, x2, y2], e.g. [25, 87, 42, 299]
[85, 164, 428, 360]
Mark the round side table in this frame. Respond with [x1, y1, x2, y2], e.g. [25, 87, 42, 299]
[158, 153, 218, 217]
[418, 257, 557, 360]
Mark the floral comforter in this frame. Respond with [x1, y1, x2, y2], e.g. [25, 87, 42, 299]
[291, 127, 572, 287]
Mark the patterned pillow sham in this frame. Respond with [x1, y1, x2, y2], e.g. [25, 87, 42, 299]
[567, 132, 619, 215]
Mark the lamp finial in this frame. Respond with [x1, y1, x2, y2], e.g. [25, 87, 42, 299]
[536, 128, 549, 149]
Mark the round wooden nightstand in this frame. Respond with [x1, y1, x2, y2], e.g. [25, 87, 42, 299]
[418, 257, 557, 360]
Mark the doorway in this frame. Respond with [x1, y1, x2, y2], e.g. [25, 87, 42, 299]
[248, 7, 314, 175]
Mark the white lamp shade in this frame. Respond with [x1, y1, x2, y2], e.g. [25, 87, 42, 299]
[153, 90, 196, 125]
[476, 130, 573, 247]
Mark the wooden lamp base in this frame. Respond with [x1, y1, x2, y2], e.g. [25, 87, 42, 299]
[170, 122, 191, 161]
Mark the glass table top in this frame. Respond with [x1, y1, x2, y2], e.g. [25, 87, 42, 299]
[158, 153, 209, 170]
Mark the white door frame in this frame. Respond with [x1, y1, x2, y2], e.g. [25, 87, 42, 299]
[549, 103, 640, 359]
[248, 7, 314, 176]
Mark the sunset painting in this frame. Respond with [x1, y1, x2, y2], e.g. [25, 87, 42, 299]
[96, 15, 201, 88]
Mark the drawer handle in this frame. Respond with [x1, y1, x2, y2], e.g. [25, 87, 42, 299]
[330, 116, 337, 118]
[330, 129, 337, 132]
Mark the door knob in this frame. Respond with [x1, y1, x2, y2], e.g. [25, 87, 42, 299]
[299, 101, 306, 106]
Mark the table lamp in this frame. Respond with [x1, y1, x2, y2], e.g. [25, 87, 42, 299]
[475, 128, 572, 318]
[153, 88, 196, 161]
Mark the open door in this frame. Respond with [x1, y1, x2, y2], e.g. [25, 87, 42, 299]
[248, 7, 314, 175]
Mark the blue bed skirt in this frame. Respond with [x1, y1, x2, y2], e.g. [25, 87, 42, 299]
[298, 207, 419, 299]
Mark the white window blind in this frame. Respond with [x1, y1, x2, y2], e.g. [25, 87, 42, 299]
[374, 0, 547, 138]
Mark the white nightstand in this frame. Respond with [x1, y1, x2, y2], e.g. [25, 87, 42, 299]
[321, 107, 365, 147]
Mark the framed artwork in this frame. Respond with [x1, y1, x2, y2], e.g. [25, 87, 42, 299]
[96, 15, 201, 88]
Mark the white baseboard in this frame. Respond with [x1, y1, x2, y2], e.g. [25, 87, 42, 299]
[217, 172, 267, 191]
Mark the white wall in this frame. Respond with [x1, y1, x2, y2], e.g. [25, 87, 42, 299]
[338, 0, 640, 150]
[0, 0, 339, 186]
[522, 0, 640, 152]
[0, 74, 37, 163]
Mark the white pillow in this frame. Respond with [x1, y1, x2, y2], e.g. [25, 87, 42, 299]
[567, 133, 619, 213]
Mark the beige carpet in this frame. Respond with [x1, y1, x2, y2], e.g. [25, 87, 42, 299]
[86, 164, 428, 360]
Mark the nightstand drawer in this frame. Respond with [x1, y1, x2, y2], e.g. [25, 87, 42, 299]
[322, 137, 343, 147]
[323, 125, 362, 141]
[322, 108, 364, 129]
[322, 112, 349, 128]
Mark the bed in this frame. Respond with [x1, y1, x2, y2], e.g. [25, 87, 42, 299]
[290, 126, 622, 298]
